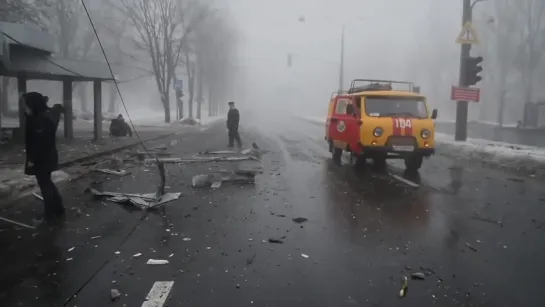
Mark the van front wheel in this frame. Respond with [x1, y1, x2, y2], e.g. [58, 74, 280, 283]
[405, 155, 423, 172]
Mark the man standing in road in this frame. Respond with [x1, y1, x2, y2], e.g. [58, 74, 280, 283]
[227, 101, 242, 148]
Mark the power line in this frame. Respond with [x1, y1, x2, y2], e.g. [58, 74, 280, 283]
[80, 0, 149, 151]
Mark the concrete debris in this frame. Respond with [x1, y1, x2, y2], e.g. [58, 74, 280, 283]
[87, 188, 181, 210]
[0, 216, 35, 229]
[465, 242, 478, 252]
[32, 192, 43, 201]
[145, 154, 259, 164]
[68, 247, 75, 252]
[399, 276, 408, 297]
[147, 259, 169, 265]
[268, 238, 284, 244]
[211, 181, 222, 189]
[301, 254, 309, 259]
[93, 169, 129, 176]
[182, 237, 191, 241]
[200, 150, 238, 155]
[411, 272, 426, 280]
[133, 253, 143, 258]
[110, 289, 122, 301]
[292, 217, 308, 224]
[192, 171, 256, 188]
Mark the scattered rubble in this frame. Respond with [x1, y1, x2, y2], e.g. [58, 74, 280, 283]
[88, 188, 181, 210]
[92, 169, 129, 176]
[110, 289, 122, 301]
[399, 276, 408, 298]
[268, 238, 284, 244]
[410, 272, 426, 280]
[147, 259, 169, 265]
[292, 217, 308, 224]
[301, 254, 309, 259]
[465, 242, 478, 252]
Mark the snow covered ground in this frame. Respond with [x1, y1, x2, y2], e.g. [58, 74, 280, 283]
[300, 116, 545, 177]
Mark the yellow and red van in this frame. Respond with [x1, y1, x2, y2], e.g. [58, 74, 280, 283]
[325, 79, 438, 172]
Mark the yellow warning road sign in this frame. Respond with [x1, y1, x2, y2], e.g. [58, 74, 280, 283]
[456, 21, 479, 45]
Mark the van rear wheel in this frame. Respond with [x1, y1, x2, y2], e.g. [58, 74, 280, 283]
[332, 147, 342, 164]
[405, 155, 423, 172]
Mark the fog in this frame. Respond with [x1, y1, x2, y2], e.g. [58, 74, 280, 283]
[1, 0, 544, 128]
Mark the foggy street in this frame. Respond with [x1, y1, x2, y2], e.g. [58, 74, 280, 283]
[1, 118, 544, 307]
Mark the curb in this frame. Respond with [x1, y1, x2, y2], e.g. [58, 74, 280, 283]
[0, 132, 176, 207]
[58, 132, 176, 168]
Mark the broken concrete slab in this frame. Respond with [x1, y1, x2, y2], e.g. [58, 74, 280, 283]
[192, 171, 256, 188]
[92, 169, 130, 176]
[88, 188, 181, 210]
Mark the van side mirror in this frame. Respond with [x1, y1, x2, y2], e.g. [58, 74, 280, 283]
[431, 109, 438, 119]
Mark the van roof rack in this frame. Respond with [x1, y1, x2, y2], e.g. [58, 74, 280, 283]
[348, 79, 415, 94]
[330, 90, 348, 98]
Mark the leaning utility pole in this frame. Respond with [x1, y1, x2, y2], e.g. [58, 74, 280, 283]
[455, 0, 472, 141]
[338, 25, 345, 92]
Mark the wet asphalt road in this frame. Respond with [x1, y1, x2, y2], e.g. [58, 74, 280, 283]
[1, 117, 545, 307]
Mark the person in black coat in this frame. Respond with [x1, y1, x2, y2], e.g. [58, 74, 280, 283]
[226, 101, 242, 148]
[109, 114, 132, 137]
[23, 92, 65, 223]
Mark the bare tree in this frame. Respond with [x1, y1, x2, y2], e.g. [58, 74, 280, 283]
[118, 0, 206, 123]
[195, 13, 237, 117]
[512, 0, 545, 104]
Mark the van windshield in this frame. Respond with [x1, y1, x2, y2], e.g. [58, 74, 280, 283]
[365, 97, 428, 119]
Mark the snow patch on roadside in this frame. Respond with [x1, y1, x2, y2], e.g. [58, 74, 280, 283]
[300, 116, 545, 177]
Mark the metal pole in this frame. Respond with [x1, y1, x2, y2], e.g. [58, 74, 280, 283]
[338, 25, 345, 92]
[455, 0, 472, 141]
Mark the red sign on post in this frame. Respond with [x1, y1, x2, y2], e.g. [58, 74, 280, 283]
[451, 86, 480, 102]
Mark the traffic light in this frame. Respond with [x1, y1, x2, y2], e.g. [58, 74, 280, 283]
[464, 56, 483, 86]
[287, 53, 292, 67]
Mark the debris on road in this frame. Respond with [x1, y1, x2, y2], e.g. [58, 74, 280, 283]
[92, 168, 129, 176]
[247, 253, 256, 265]
[32, 192, 43, 201]
[110, 289, 122, 301]
[133, 253, 142, 258]
[465, 242, 478, 252]
[68, 247, 75, 252]
[411, 272, 426, 280]
[183, 237, 191, 241]
[87, 188, 181, 210]
[91, 236, 101, 240]
[192, 171, 256, 188]
[399, 276, 408, 298]
[0, 216, 35, 229]
[147, 259, 170, 265]
[268, 238, 284, 244]
[292, 217, 308, 224]
[301, 254, 309, 259]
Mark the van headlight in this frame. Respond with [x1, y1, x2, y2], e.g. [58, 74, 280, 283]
[373, 127, 383, 137]
[421, 129, 431, 139]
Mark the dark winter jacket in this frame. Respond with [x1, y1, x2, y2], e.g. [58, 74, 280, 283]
[227, 108, 240, 130]
[24, 92, 59, 175]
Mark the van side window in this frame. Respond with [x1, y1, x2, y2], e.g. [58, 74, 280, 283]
[335, 99, 349, 114]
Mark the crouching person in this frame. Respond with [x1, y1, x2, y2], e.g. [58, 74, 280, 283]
[109, 114, 132, 137]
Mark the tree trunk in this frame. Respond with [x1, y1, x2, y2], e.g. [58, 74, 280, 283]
[162, 93, 171, 123]
[108, 83, 117, 113]
[208, 86, 213, 117]
[196, 55, 203, 119]
[188, 69, 195, 118]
